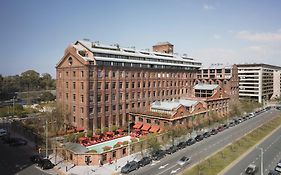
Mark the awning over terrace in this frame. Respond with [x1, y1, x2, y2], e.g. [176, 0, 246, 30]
[141, 123, 151, 131]
[133, 122, 143, 129]
[149, 125, 160, 133]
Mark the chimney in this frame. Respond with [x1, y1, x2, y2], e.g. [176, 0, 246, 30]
[152, 42, 174, 54]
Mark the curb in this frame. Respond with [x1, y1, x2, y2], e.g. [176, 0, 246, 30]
[218, 118, 281, 175]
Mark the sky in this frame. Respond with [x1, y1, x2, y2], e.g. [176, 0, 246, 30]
[1, 0, 281, 77]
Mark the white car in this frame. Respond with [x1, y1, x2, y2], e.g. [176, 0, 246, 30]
[177, 156, 191, 166]
[275, 163, 281, 172]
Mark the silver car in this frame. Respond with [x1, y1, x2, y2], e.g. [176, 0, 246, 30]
[177, 156, 191, 166]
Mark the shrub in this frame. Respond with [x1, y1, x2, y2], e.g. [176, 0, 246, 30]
[123, 140, 129, 145]
[113, 143, 121, 148]
[87, 131, 93, 138]
[103, 146, 112, 151]
[131, 138, 138, 143]
[67, 133, 76, 142]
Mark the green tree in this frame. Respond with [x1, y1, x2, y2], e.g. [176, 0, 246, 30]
[40, 92, 55, 102]
[147, 133, 160, 152]
[40, 73, 55, 90]
[20, 70, 40, 91]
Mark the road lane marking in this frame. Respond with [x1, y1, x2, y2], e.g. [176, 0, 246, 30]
[159, 163, 169, 169]
[156, 164, 178, 175]
[170, 168, 181, 174]
[151, 161, 160, 166]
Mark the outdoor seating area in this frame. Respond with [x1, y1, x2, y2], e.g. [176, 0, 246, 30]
[76, 123, 162, 147]
[78, 129, 126, 147]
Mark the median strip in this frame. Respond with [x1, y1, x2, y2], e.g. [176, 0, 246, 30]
[182, 114, 281, 175]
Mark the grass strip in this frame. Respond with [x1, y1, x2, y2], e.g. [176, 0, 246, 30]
[182, 115, 281, 175]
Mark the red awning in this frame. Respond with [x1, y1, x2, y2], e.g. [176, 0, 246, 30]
[133, 122, 143, 129]
[141, 123, 151, 131]
[149, 125, 160, 133]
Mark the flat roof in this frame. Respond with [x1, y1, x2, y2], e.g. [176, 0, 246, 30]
[237, 63, 281, 70]
[194, 84, 219, 90]
[151, 99, 198, 111]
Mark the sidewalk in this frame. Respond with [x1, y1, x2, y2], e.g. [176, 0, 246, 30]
[50, 152, 147, 175]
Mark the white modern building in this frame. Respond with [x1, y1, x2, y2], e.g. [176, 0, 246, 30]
[237, 64, 281, 103]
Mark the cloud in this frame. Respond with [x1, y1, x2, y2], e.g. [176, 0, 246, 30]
[192, 48, 239, 66]
[213, 34, 221, 39]
[203, 4, 215, 10]
[192, 45, 281, 66]
[236, 29, 281, 42]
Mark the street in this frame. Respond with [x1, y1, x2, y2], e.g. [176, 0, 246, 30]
[224, 116, 281, 175]
[130, 109, 280, 175]
[0, 121, 55, 175]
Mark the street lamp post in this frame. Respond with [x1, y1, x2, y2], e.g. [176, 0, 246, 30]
[128, 120, 131, 157]
[45, 119, 48, 159]
[260, 148, 263, 175]
[12, 96, 15, 118]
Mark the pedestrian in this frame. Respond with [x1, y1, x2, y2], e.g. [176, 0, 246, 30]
[109, 157, 112, 164]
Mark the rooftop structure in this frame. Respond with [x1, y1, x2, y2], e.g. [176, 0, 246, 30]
[151, 99, 198, 111]
[194, 84, 219, 90]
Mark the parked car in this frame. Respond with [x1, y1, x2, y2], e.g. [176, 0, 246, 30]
[38, 159, 54, 170]
[268, 170, 280, 175]
[203, 131, 211, 138]
[177, 156, 191, 166]
[228, 122, 235, 127]
[210, 129, 218, 135]
[245, 164, 257, 174]
[151, 150, 166, 160]
[166, 145, 178, 154]
[121, 161, 139, 174]
[217, 125, 224, 132]
[223, 124, 229, 129]
[177, 141, 187, 149]
[186, 138, 196, 146]
[1, 136, 14, 144]
[30, 155, 43, 164]
[9, 138, 27, 146]
[137, 157, 152, 167]
[195, 134, 204, 142]
[0, 129, 8, 137]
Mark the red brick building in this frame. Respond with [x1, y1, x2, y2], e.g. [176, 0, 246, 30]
[56, 40, 202, 132]
[129, 84, 230, 129]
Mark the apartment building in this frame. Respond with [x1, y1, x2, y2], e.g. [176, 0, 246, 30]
[237, 64, 281, 103]
[196, 64, 239, 102]
[56, 39, 202, 132]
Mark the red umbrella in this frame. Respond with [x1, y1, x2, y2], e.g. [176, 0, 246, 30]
[106, 131, 114, 135]
[116, 129, 124, 133]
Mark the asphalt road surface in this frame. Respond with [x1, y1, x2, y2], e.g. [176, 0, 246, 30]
[0, 122, 54, 175]
[129, 109, 280, 175]
[223, 117, 281, 175]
